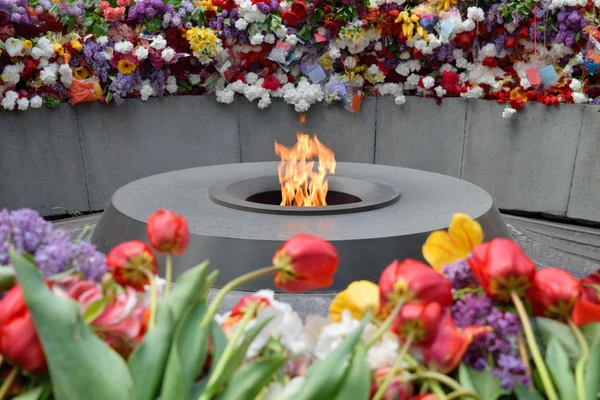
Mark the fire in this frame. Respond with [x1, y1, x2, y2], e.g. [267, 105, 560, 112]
[274, 133, 336, 207]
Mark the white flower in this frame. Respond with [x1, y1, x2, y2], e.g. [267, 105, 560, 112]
[405, 73, 421, 90]
[58, 64, 73, 88]
[328, 45, 341, 59]
[115, 41, 134, 54]
[5, 38, 24, 57]
[1, 63, 24, 87]
[461, 86, 484, 99]
[460, 18, 476, 32]
[570, 79, 583, 92]
[166, 75, 178, 94]
[103, 47, 114, 60]
[282, 78, 324, 112]
[258, 94, 271, 109]
[285, 34, 298, 45]
[245, 72, 259, 85]
[144, 277, 166, 302]
[263, 377, 305, 400]
[161, 47, 176, 62]
[374, 41, 383, 51]
[140, 80, 156, 101]
[573, 92, 589, 104]
[40, 63, 59, 85]
[250, 33, 264, 45]
[502, 107, 517, 119]
[216, 87, 235, 104]
[365, 64, 385, 84]
[135, 46, 149, 60]
[422, 76, 435, 89]
[97, 36, 109, 46]
[189, 74, 201, 85]
[479, 43, 497, 58]
[367, 333, 399, 369]
[467, 7, 485, 21]
[234, 18, 248, 30]
[435, 86, 447, 97]
[150, 35, 167, 50]
[31, 37, 54, 60]
[1, 90, 18, 110]
[264, 33, 276, 44]
[30, 95, 43, 108]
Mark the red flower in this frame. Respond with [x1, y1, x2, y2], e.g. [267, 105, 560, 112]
[505, 36, 518, 49]
[378, 259, 453, 312]
[410, 394, 439, 400]
[482, 57, 498, 68]
[99, 1, 109, 9]
[221, 295, 271, 333]
[468, 239, 536, 301]
[106, 241, 159, 291]
[571, 270, 600, 326]
[0, 285, 47, 373]
[393, 302, 443, 345]
[370, 367, 413, 400]
[422, 312, 490, 373]
[146, 209, 190, 255]
[518, 26, 529, 39]
[262, 75, 282, 91]
[290, 0, 307, 18]
[324, 20, 339, 36]
[272, 234, 339, 292]
[281, 10, 300, 26]
[529, 267, 580, 319]
[455, 32, 473, 49]
[509, 97, 525, 111]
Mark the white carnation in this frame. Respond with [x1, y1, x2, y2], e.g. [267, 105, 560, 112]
[189, 74, 201, 85]
[97, 36, 109, 46]
[1, 91, 18, 110]
[161, 47, 176, 62]
[502, 107, 517, 119]
[135, 46, 149, 60]
[16, 97, 29, 111]
[166, 75, 178, 94]
[235, 18, 249, 30]
[569, 79, 582, 92]
[140, 80, 156, 101]
[250, 33, 264, 45]
[58, 64, 73, 88]
[150, 35, 167, 50]
[422, 76, 435, 89]
[216, 87, 235, 104]
[394, 94, 407, 105]
[1, 63, 24, 87]
[40, 63, 59, 85]
[285, 34, 298, 45]
[114, 41, 134, 54]
[30, 95, 43, 108]
[467, 7, 485, 22]
[573, 92, 589, 104]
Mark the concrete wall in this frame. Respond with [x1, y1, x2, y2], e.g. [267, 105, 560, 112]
[1, 96, 598, 223]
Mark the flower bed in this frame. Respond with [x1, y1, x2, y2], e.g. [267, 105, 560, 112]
[1, 207, 599, 399]
[1, 0, 600, 117]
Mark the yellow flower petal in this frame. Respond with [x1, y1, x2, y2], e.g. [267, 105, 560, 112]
[329, 280, 380, 322]
[447, 213, 483, 256]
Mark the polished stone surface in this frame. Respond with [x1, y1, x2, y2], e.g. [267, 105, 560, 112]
[89, 162, 510, 290]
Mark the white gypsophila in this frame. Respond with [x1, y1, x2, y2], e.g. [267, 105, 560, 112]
[234, 18, 249, 30]
[115, 41, 134, 54]
[466, 64, 501, 86]
[166, 76, 178, 94]
[17, 97, 29, 111]
[250, 33, 264, 45]
[435, 86, 447, 97]
[189, 74, 201, 85]
[40, 63, 59, 85]
[1, 63, 24, 87]
[161, 47, 176, 62]
[97, 36, 109, 46]
[421, 76, 435, 89]
[570, 79, 583, 92]
[263, 377, 305, 400]
[150, 35, 167, 50]
[216, 87, 235, 104]
[395, 94, 407, 105]
[563, 64, 574, 77]
[264, 33, 276, 44]
[1, 91, 18, 110]
[467, 7, 485, 21]
[5, 38, 24, 57]
[461, 86, 484, 99]
[282, 78, 324, 112]
[549, 43, 573, 58]
[30, 95, 43, 108]
[573, 92, 589, 104]
[31, 37, 54, 60]
[502, 107, 517, 119]
[135, 46, 149, 60]
[140, 80, 156, 101]
[367, 332, 400, 369]
[58, 64, 73, 88]
[404, 73, 421, 91]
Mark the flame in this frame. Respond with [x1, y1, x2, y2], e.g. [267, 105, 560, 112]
[274, 133, 336, 207]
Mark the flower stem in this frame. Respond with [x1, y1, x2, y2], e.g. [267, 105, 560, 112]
[517, 331, 533, 389]
[0, 367, 18, 400]
[366, 301, 403, 349]
[568, 318, 589, 400]
[510, 291, 558, 400]
[164, 254, 172, 297]
[198, 301, 260, 400]
[142, 269, 157, 332]
[446, 390, 482, 400]
[431, 382, 447, 400]
[201, 266, 277, 330]
[373, 332, 415, 400]
[411, 371, 467, 394]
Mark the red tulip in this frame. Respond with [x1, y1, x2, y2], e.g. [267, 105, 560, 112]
[529, 267, 580, 319]
[146, 209, 190, 255]
[455, 32, 473, 49]
[393, 302, 443, 345]
[571, 270, 600, 326]
[504, 36, 518, 49]
[0, 285, 47, 373]
[422, 312, 490, 374]
[221, 295, 271, 333]
[281, 10, 300, 26]
[468, 238, 536, 301]
[378, 259, 452, 313]
[290, 0, 307, 18]
[370, 367, 413, 400]
[273, 234, 339, 292]
[107, 240, 159, 291]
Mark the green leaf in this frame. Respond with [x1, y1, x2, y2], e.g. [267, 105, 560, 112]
[209, 321, 228, 375]
[190, 377, 209, 400]
[217, 356, 287, 400]
[0, 266, 15, 292]
[514, 382, 545, 400]
[105, 92, 113, 104]
[465, 366, 504, 400]
[128, 306, 175, 400]
[581, 323, 600, 348]
[10, 248, 135, 400]
[545, 336, 577, 400]
[291, 314, 370, 400]
[536, 317, 580, 365]
[92, 23, 108, 38]
[83, 297, 110, 324]
[162, 261, 209, 322]
[13, 386, 45, 400]
[331, 344, 370, 400]
[459, 363, 477, 394]
[584, 339, 600, 400]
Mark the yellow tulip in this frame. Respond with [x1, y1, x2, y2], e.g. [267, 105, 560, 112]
[53, 43, 64, 56]
[422, 213, 483, 271]
[70, 39, 82, 51]
[329, 280, 380, 322]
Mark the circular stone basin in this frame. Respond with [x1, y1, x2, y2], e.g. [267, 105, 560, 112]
[91, 162, 512, 291]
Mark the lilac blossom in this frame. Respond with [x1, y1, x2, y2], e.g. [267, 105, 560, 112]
[443, 258, 476, 290]
[83, 41, 111, 83]
[109, 72, 141, 105]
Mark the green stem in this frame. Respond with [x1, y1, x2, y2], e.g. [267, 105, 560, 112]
[76, 225, 93, 242]
[412, 372, 465, 394]
[198, 301, 260, 400]
[510, 291, 558, 400]
[164, 254, 172, 297]
[568, 318, 589, 400]
[446, 390, 482, 400]
[0, 367, 18, 400]
[431, 382, 447, 400]
[366, 301, 403, 349]
[373, 332, 414, 400]
[201, 265, 278, 330]
[142, 269, 157, 332]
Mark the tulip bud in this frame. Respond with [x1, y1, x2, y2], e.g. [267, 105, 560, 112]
[529, 267, 580, 319]
[571, 270, 600, 326]
[146, 209, 190, 255]
[468, 238, 536, 301]
[106, 240, 159, 291]
[273, 234, 339, 292]
[378, 259, 452, 313]
[370, 367, 413, 400]
[393, 302, 443, 345]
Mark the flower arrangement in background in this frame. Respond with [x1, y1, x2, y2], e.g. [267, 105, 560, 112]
[1, 0, 600, 116]
[1, 208, 600, 399]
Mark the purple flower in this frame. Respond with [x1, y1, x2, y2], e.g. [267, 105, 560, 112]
[4, 209, 53, 257]
[71, 242, 107, 282]
[109, 72, 141, 105]
[492, 354, 531, 391]
[35, 241, 73, 277]
[443, 258, 476, 290]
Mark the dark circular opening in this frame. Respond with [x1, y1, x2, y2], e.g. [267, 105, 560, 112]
[246, 190, 362, 206]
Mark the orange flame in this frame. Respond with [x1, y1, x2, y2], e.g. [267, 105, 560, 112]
[274, 133, 336, 207]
